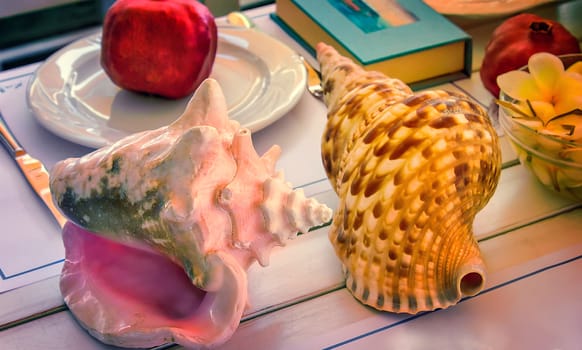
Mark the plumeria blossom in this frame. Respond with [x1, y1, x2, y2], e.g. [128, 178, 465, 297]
[497, 52, 582, 141]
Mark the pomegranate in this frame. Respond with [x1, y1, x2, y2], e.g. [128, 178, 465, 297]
[480, 13, 580, 97]
[101, 0, 218, 99]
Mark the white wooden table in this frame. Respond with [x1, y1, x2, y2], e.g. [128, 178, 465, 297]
[1, 2, 581, 349]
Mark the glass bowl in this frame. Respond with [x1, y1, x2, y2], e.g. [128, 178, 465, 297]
[498, 53, 582, 201]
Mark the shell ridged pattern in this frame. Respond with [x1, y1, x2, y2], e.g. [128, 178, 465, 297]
[317, 43, 501, 314]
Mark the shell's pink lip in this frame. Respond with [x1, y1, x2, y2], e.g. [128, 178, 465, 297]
[61, 222, 206, 320]
[60, 222, 249, 348]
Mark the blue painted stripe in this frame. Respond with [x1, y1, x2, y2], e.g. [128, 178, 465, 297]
[0, 259, 64, 280]
[323, 253, 582, 349]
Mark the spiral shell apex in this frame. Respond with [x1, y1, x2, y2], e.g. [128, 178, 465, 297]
[316, 43, 501, 314]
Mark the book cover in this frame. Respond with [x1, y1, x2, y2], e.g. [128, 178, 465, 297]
[272, 0, 473, 89]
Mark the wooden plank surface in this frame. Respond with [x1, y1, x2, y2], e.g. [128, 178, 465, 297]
[1, 2, 581, 349]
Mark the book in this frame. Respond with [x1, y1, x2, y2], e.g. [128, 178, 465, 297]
[272, 0, 472, 89]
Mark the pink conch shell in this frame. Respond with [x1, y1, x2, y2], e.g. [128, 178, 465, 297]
[317, 43, 501, 314]
[50, 79, 332, 348]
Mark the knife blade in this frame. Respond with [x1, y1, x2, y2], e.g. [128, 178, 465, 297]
[0, 110, 67, 229]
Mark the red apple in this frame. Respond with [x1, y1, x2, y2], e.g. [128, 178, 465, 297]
[101, 0, 218, 99]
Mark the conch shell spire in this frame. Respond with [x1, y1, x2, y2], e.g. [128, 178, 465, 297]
[317, 43, 501, 314]
[50, 78, 332, 348]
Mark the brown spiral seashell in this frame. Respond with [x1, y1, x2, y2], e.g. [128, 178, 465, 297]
[317, 43, 502, 314]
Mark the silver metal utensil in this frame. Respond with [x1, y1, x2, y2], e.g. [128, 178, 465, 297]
[0, 110, 67, 229]
[300, 56, 324, 100]
[226, 11, 256, 29]
[226, 11, 324, 100]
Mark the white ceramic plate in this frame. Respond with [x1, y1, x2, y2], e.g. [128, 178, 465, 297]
[27, 27, 306, 148]
[424, 0, 555, 16]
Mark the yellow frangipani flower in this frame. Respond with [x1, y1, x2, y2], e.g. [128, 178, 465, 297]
[497, 52, 582, 140]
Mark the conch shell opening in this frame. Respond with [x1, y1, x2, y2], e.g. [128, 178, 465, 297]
[60, 223, 247, 348]
[458, 257, 486, 297]
[50, 79, 332, 348]
[316, 42, 500, 314]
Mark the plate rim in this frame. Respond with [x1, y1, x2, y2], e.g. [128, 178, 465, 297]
[424, 0, 555, 16]
[27, 27, 306, 148]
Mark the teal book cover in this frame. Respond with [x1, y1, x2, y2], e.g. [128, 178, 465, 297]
[273, 0, 473, 86]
